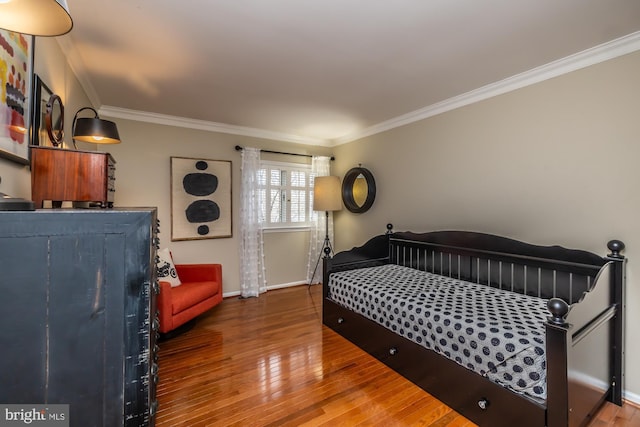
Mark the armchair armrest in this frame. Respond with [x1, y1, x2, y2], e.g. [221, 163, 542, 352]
[175, 263, 222, 284]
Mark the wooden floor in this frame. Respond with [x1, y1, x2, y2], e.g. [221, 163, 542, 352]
[156, 285, 638, 427]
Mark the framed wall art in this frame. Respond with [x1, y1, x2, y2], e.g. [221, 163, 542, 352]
[0, 30, 34, 164]
[31, 74, 53, 147]
[171, 157, 232, 241]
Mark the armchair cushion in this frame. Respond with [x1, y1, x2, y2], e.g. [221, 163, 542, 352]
[171, 281, 220, 314]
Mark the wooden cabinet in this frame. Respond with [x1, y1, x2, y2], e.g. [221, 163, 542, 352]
[0, 209, 159, 426]
[31, 146, 116, 208]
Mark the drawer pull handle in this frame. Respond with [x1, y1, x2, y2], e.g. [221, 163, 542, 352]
[337, 317, 344, 324]
[389, 347, 397, 356]
[478, 399, 489, 410]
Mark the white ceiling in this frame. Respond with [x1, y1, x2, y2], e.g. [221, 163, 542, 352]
[61, 0, 640, 146]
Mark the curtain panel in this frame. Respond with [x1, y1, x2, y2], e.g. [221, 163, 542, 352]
[239, 147, 266, 297]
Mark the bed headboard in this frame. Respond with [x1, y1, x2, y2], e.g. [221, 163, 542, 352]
[391, 230, 614, 304]
[326, 224, 624, 305]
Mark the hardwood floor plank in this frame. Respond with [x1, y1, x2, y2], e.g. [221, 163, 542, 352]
[155, 285, 638, 426]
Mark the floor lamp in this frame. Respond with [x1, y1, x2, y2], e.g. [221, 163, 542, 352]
[309, 176, 342, 285]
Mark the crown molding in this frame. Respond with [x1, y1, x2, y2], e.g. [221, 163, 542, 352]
[99, 106, 332, 146]
[331, 31, 640, 146]
[60, 30, 640, 148]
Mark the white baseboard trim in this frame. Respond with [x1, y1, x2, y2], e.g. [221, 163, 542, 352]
[222, 280, 309, 299]
[267, 280, 309, 291]
[570, 371, 640, 407]
[223, 290, 241, 298]
[624, 389, 640, 406]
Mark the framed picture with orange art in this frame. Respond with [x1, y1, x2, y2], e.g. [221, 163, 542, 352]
[0, 29, 35, 164]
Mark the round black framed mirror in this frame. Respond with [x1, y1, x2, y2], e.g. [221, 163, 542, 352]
[45, 94, 64, 147]
[342, 166, 376, 213]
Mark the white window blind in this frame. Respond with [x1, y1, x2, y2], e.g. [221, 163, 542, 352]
[258, 161, 316, 229]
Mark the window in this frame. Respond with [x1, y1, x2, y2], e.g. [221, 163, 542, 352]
[258, 161, 317, 229]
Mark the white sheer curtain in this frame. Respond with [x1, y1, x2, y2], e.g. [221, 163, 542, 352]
[239, 147, 266, 298]
[306, 156, 333, 285]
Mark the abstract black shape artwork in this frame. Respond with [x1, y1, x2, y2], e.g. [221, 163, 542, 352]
[183, 173, 218, 196]
[171, 157, 232, 240]
[185, 200, 220, 222]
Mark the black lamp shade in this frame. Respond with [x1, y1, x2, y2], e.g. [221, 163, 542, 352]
[73, 117, 121, 144]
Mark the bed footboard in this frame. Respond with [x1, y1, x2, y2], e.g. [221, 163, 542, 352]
[546, 241, 626, 427]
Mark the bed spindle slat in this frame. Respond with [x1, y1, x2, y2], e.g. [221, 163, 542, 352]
[537, 267, 542, 298]
[431, 250, 435, 273]
[536, 268, 540, 298]
[569, 272, 573, 302]
[510, 263, 515, 292]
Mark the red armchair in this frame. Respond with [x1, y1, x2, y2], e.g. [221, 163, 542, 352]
[157, 263, 223, 333]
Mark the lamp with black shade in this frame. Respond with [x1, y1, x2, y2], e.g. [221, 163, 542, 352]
[309, 175, 342, 285]
[72, 107, 121, 149]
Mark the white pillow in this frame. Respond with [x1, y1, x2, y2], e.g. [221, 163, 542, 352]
[156, 248, 182, 287]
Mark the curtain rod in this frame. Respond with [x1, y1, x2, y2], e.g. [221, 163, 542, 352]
[234, 145, 335, 161]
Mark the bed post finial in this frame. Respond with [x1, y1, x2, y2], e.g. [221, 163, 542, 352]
[547, 298, 569, 326]
[386, 223, 393, 234]
[607, 240, 625, 258]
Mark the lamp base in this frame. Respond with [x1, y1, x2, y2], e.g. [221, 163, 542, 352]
[0, 193, 35, 211]
[308, 210, 333, 286]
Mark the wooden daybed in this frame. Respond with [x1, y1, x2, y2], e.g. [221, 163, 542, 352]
[322, 225, 626, 427]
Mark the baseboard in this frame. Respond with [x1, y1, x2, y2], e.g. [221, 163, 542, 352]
[222, 280, 309, 299]
[624, 389, 640, 407]
[267, 280, 309, 291]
